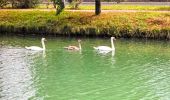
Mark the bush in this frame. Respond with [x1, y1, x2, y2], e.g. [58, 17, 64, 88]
[10, 0, 41, 8]
[68, 0, 82, 9]
[0, 0, 9, 8]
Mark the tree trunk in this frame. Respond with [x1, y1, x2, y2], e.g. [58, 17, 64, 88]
[95, 0, 101, 15]
[56, 0, 65, 15]
[11, 1, 15, 8]
[53, 1, 56, 8]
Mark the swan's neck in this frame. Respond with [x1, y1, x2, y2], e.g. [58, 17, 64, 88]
[79, 42, 82, 50]
[111, 38, 115, 50]
[41, 40, 45, 50]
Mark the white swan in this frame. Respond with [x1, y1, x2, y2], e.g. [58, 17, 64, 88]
[64, 40, 82, 51]
[25, 38, 46, 51]
[94, 37, 116, 51]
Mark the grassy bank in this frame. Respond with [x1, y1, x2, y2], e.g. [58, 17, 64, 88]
[0, 10, 170, 39]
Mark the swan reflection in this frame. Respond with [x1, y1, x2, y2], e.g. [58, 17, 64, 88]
[95, 50, 115, 57]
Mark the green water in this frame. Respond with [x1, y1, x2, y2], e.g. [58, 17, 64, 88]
[0, 36, 170, 100]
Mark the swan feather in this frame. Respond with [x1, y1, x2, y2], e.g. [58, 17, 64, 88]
[94, 46, 113, 51]
[25, 46, 43, 51]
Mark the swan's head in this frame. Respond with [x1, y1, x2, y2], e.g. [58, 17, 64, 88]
[41, 38, 47, 42]
[111, 37, 116, 40]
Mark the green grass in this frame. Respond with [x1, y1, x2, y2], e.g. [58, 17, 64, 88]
[0, 10, 170, 39]
[78, 5, 170, 11]
[3, 4, 170, 11]
[35, 4, 170, 11]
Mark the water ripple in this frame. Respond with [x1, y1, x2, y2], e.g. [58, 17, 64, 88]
[0, 47, 36, 100]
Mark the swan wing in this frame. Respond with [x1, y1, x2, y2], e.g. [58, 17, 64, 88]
[98, 50, 111, 54]
[70, 46, 79, 50]
[64, 46, 79, 50]
[25, 46, 43, 51]
[94, 46, 112, 51]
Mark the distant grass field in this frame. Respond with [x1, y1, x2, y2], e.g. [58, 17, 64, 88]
[35, 4, 170, 11]
[0, 10, 169, 39]
[3, 3, 170, 11]
[78, 5, 170, 11]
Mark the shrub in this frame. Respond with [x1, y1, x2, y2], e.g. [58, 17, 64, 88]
[68, 0, 82, 9]
[10, 0, 41, 8]
[0, 0, 9, 8]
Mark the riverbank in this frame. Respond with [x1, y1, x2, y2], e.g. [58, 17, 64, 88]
[0, 10, 170, 39]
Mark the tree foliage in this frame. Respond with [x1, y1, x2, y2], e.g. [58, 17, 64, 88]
[50, 0, 56, 8]
[12, 0, 40, 8]
[0, 0, 9, 8]
[68, 0, 82, 9]
[115, 0, 122, 3]
[9, 0, 41, 8]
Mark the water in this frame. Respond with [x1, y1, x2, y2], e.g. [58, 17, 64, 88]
[0, 36, 170, 100]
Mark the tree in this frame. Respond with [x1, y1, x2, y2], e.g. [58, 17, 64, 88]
[68, 0, 82, 9]
[46, 0, 50, 8]
[9, 0, 15, 8]
[9, 0, 41, 8]
[51, 0, 56, 8]
[115, 0, 121, 3]
[95, 0, 101, 15]
[0, 0, 8, 8]
[56, 0, 65, 15]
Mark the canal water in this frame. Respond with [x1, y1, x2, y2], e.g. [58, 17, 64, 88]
[0, 36, 170, 100]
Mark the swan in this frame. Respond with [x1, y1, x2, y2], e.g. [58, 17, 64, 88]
[25, 38, 46, 51]
[64, 40, 82, 51]
[94, 37, 116, 51]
